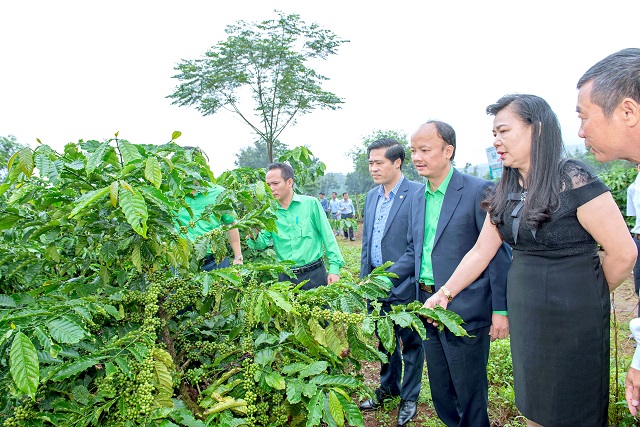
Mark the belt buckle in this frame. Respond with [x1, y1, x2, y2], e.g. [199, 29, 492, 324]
[419, 283, 434, 293]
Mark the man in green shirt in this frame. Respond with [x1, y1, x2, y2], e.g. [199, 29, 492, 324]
[175, 184, 244, 270]
[175, 145, 244, 271]
[247, 162, 344, 289]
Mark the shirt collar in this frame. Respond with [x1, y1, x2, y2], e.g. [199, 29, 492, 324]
[426, 166, 454, 196]
[278, 192, 301, 210]
[377, 174, 405, 199]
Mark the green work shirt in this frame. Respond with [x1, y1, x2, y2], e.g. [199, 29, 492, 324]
[248, 194, 345, 275]
[419, 166, 454, 285]
[175, 185, 235, 244]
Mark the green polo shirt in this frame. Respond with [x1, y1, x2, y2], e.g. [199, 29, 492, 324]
[248, 194, 345, 275]
[419, 167, 454, 284]
[175, 185, 236, 243]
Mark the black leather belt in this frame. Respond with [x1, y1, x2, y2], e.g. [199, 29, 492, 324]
[419, 282, 435, 293]
[291, 258, 324, 275]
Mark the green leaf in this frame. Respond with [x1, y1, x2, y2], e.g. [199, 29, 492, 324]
[68, 186, 110, 219]
[118, 184, 148, 237]
[361, 317, 375, 335]
[282, 362, 306, 375]
[286, 378, 303, 404]
[254, 348, 275, 367]
[0, 294, 17, 307]
[171, 131, 182, 140]
[110, 181, 119, 207]
[253, 292, 269, 324]
[10, 332, 39, 398]
[325, 324, 348, 358]
[377, 317, 395, 354]
[154, 360, 174, 399]
[294, 318, 319, 356]
[145, 156, 162, 188]
[101, 240, 116, 265]
[265, 371, 286, 390]
[302, 382, 318, 398]
[334, 391, 364, 427]
[328, 390, 344, 427]
[35, 152, 60, 184]
[50, 357, 101, 381]
[299, 361, 329, 378]
[18, 147, 34, 177]
[46, 317, 87, 344]
[434, 306, 469, 336]
[310, 374, 359, 388]
[72, 384, 90, 405]
[118, 140, 142, 165]
[132, 242, 142, 272]
[86, 142, 109, 176]
[0, 213, 20, 230]
[169, 407, 206, 427]
[306, 389, 324, 427]
[266, 290, 292, 312]
[389, 311, 413, 328]
[202, 274, 212, 296]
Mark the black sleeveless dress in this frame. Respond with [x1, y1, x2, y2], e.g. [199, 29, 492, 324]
[496, 160, 610, 427]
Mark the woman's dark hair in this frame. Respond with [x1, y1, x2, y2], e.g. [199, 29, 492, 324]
[482, 94, 565, 229]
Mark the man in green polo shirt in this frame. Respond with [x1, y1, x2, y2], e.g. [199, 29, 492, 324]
[176, 184, 244, 270]
[176, 146, 244, 270]
[247, 162, 344, 289]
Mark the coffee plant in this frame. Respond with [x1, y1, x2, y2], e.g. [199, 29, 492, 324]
[0, 135, 466, 426]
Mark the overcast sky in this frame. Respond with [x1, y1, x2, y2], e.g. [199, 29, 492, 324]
[1, 1, 638, 176]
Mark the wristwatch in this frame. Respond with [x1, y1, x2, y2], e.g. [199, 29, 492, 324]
[439, 285, 453, 303]
[234, 255, 244, 261]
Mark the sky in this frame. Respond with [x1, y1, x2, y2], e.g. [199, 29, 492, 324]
[1, 1, 639, 176]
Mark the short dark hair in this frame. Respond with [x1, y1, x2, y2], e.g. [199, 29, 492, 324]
[367, 138, 405, 168]
[267, 162, 294, 181]
[577, 48, 640, 117]
[319, 192, 325, 196]
[425, 120, 456, 161]
[342, 192, 348, 197]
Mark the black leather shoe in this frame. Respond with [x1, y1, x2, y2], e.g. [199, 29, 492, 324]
[396, 400, 417, 426]
[358, 397, 381, 411]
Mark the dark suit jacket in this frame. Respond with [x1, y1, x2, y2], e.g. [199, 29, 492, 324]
[361, 177, 423, 304]
[388, 169, 511, 331]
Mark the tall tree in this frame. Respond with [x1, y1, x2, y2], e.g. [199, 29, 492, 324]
[346, 129, 423, 194]
[168, 11, 347, 163]
[0, 135, 24, 182]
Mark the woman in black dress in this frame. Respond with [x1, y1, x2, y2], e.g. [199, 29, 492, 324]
[425, 94, 636, 426]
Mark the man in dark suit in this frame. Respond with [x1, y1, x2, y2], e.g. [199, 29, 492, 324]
[387, 121, 511, 427]
[358, 138, 423, 426]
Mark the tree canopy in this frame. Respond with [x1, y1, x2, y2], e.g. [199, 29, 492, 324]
[0, 135, 24, 182]
[234, 139, 289, 169]
[168, 11, 348, 163]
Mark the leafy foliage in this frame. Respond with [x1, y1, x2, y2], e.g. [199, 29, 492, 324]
[0, 135, 25, 182]
[168, 11, 347, 163]
[598, 166, 637, 228]
[0, 137, 466, 427]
